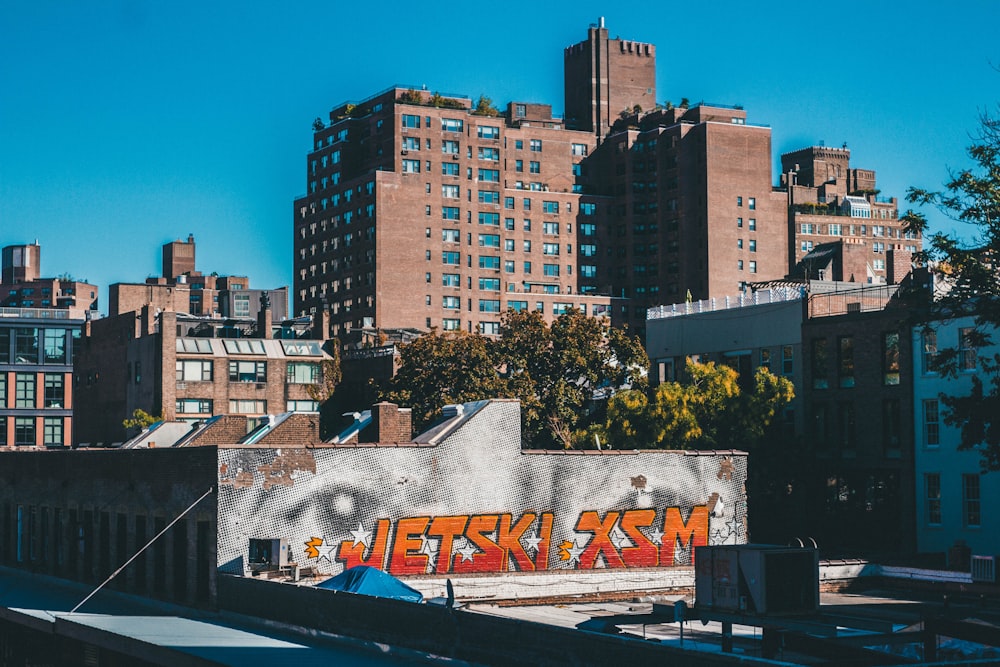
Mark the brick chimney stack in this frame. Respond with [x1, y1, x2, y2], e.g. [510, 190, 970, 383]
[257, 291, 273, 339]
[366, 402, 412, 443]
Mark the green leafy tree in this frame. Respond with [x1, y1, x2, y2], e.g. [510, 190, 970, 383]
[903, 107, 1000, 470]
[123, 408, 159, 433]
[383, 330, 505, 431]
[473, 95, 500, 116]
[587, 360, 793, 450]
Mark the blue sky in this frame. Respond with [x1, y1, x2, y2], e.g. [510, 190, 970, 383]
[1, 1, 997, 312]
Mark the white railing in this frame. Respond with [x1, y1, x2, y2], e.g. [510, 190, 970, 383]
[647, 286, 805, 320]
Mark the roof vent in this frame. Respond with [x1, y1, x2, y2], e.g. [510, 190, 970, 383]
[442, 404, 465, 418]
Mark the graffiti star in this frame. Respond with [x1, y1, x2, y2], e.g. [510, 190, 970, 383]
[646, 527, 665, 545]
[725, 517, 743, 538]
[350, 522, 372, 548]
[610, 527, 631, 549]
[558, 539, 586, 565]
[456, 543, 478, 563]
[523, 532, 543, 553]
[315, 537, 338, 563]
[420, 535, 439, 557]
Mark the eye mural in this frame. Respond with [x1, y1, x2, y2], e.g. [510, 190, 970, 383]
[217, 401, 747, 577]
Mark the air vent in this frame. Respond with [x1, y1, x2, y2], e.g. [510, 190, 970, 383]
[972, 555, 997, 583]
[846, 302, 861, 313]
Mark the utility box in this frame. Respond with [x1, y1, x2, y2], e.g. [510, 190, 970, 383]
[695, 544, 818, 616]
[248, 538, 289, 572]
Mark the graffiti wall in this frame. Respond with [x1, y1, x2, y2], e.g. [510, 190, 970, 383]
[216, 400, 748, 577]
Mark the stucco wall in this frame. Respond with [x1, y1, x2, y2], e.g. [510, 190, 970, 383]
[217, 400, 747, 578]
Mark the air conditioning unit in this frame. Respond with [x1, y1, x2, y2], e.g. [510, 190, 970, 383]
[971, 555, 997, 583]
[401, 150, 408, 155]
[248, 538, 289, 572]
[452, 154, 460, 160]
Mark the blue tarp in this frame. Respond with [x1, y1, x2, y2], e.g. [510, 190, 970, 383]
[315, 566, 423, 603]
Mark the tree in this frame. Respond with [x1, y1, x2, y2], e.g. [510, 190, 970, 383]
[472, 95, 500, 117]
[380, 311, 648, 447]
[123, 408, 159, 433]
[585, 360, 793, 450]
[903, 108, 1000, 470]
[382, 330, 505, 432]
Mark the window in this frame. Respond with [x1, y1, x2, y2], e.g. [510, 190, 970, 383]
[176, 360, 212, 382]
[287, 400, 319, 412]
[543, 222, 559, 235]
[749, 261, 757, 273]
[883, 332, 900, 385]
[478, 147, 499, 161]
[737, 239, 744, 249]
[542, 243, 559, 256]
[477, 125, 499, 139]
[229, 399, 266, 414]
[581, 264, 597, 278]
[442, 318, 460, 331]
[921, 328, 938, 374]
[176, 399, 213, 414]
[543, 264, 559, 277]
[442, 206, 460, 220]
[759, 348, 771, 371]
[43, 329, 67, 364]
[442, 162, 459, 176]
[838, 336, 854, 387]
[923, 399, 940, 447]
[233, 293, 251, 318]
[478, 212, 500, 226]
[15, 373, 35, 408]
[883, 399, 901, 452]
[478, 234, 500, 248]
[523, 261, 531, 274]
[442, 184, 459, 198]
[442, 229, 460, 243]
[441, 118, 463, 132]
[228, 361, 266, 382]
[478, 169, 500, 182]
[925, 473, 942, 525]
[442, 251, 460, 265]
[963, 474, 981, 527]
[580, 202, 596, 216]
[542, 201, 558, 214]
[581, 222, 595, 236]
[479, 255, 500, 269]
[800, 223, 815, 234]
[0, 329, 8, 364]
[402, 136, 420, 151]
[749, 218, 756, 231]
[14, 418, 35, 447]
[811, 338, 828, 389]
[402, 159, 420, 173]
[828, 223, 842, 236]
[959, 327, 977, 371]
[529, 161, 540, 173]
[478, 190, 499, 204]
[748, 239, 757, 253]
[580, 244, 596, 257]
[442, 139, 459, 154]
[508, 300, 528, 312]
[515, 159, 523, 172]
[479, 278, 500, 291]
[479, 299, 500, 312]
[44, 374, 63, 408]
[748, 197, 756, 210]
[504, 260, 515, 273]
[801, 241, 814, 253]
[442, 273, 460, 287]
[529, 139, 542, 152]
[286, 362, 320, 384]
[782, 345, 794, 375]
[443, 296, 460, 309]
[837, 401, 857, 450]
[737, 217, 743, 228]
[736, 196, 743, 207]
[401, 114, 420, 128]
[14, 328, 38, 364]
[571, 143, 588, 156]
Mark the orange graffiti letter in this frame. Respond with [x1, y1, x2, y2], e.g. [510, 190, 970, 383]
[452, 514, 504, 573]
[659, 506, 708, 566]
[575, 511, 625, 569]
[387, 516, 430, 575]
[336, 518, 390, 570]
[620, 509, 658, 568]
[497, 512, 536, 572]
[426, 515, 469, 575]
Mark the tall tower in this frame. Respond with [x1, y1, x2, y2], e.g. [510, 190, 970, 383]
[564, 18, 657, 139]
[1, 242, 41, 284]
[162, 234, 196, 280]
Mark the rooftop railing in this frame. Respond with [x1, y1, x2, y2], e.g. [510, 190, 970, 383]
[647, 285, 805, 320]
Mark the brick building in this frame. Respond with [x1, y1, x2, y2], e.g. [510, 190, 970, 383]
[109, 235, 287, 320]
[73, 304, 337, 445]
[293, 22, 809, 340]
[780, 146, 920, 282]
[1, 242, 98, 312]
[0, 309, 82, 448]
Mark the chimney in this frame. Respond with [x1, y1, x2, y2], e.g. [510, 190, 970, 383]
[367, 402, 412, 443]
[257, 291, 273, 339]
[313, 307, 331, 341]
